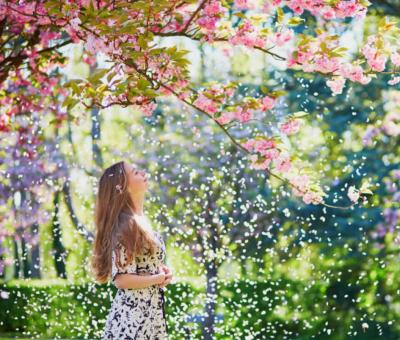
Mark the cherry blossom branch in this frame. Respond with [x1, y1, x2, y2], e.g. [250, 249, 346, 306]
[129, 61, 357, 210]
[152, 30, 400, 78]
[180, 0, 209, 33]
[0, 35, 72, 83]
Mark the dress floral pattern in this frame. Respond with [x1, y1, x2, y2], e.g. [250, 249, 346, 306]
[102, 230, 169, 340]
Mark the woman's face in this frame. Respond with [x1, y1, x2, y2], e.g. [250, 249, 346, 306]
[124, 162, 149, 193]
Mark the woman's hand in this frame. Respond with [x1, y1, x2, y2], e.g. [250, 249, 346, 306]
[159, 264, 173, 288]
[153, 272, 166, 285]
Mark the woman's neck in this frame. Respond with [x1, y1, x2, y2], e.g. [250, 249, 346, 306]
[130, 193, 145, 215]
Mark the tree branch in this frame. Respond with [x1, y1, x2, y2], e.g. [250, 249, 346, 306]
[128, 60, 357, 209]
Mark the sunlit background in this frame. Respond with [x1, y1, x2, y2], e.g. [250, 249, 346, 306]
[0, 2, 400, 340]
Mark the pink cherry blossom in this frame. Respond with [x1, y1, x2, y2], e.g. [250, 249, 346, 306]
[216, 111, 235, 125]
[336, 0, 359, 17]
[338, 63, 372, 84]
[390, 52, 400, 66]
[286, 1, 305, 15]
[233, 106, 253, 123]
[369, 54, 387, 72]
[197, 16, 219, 31]
[254, 139, 276, 154]
[235, 0, 257, 10]
[241, 138, 256, 151]
[260, 96, 275, 111]
[388, 76, 400, 86]
[315, 56, 340, 74]
[270, 28, 294, 47]
[275, 153, 292, 173]
[326, 76, 346, 95]
[193, 93, 219, 115]
[0, 0, 385, 213]
[83, 54, 97, 66]
[39, 30, 62, 47]
[263, 148, 280, 160]
[279, 118, 302, 135]
[204, 1, 225, 16]
[296, 50, 314, 64]
[85, 34, 106, 55]
[285, 0, 368, 20]
[250, 154, 271, 170]
[289, 174, 310, 196]
[197, 1, 226, 33]
[320, 7, 336, 20]
[229, 19, 265, 49]
[261, 0, 282, 14]
[347, 186, 360, 203]
[361, 42, 376, 60]
[303, 190, 324, 205]
[141, 102, 157, 117]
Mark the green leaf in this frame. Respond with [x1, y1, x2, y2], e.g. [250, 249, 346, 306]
[149, 48, 166, 55]
[137, 35, 148, 49]
[175, 13, 184, 24]
[137, 78, 150, 90]
[360, 189, 373, 195]
[276, 7, 284, 24]
[293, 111, 309, 118]
[122, 19, 137, 27]
[330, 47, 348, 58]
[234, 12, 246, 19]
[320, 41, 329, 54]
[107, 71, 116, 83]
[96, 84, 108, 93]
[120, 24, 138, 34]
[144, 88, 158, 98]
[269, 90, 287, 97]
[89, 69, 108, 84]
[287, 16, 304, 26]
[62, 97, 79, 110]
[359, 182, 373, 195]
[43, 1, 61, 15]
[359, 0, 371, 6]
[69, 80, 81, 95]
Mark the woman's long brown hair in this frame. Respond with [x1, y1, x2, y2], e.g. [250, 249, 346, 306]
[91, 160, 159, 284]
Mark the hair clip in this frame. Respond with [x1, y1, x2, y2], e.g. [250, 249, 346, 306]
[115, 184, 123, 194]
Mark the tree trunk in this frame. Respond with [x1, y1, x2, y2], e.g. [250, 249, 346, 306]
[62, 180, 94, 242]
[90, 61, 104, 168]
[91, 105, 103, 168]
[20, 234, 30, 278]
[202, 259, 218, 340]
[29, 222, 41, 278]
[52, 190, 67, 278]
[13, 237, 20, 279]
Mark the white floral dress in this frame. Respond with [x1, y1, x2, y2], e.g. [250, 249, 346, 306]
[102, 231, 169, 340]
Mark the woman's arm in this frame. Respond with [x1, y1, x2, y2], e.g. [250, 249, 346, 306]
[114, 272, 165, 289]
[159, 264, 173, 288]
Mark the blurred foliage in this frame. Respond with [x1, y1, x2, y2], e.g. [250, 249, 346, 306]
[1, 267, 400, 339]
[0, 280, 199, 339]
[1, 3, 400, 340]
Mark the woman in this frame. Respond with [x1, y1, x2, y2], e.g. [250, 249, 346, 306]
[91, 161, 172, 339]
